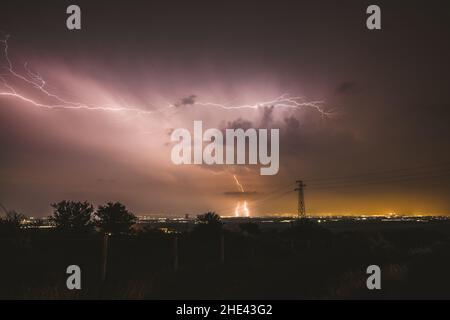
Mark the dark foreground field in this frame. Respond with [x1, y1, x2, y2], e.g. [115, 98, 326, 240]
[2, 217, 450, 299]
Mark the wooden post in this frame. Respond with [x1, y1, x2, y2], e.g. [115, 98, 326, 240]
[173, 235, 179, 271]
[220, 234, 225, 263]
[100, 233, 109, 282]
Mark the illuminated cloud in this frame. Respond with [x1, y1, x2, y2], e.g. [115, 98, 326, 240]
[1, 1, 449, 217]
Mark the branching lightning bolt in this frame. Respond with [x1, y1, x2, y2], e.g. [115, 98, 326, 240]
[0, 35, 166, 114]
[0, 35, 332, 117]
[192, 94, 331, 117]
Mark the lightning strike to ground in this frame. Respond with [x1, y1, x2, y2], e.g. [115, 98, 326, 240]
[233, 175, 250, 217]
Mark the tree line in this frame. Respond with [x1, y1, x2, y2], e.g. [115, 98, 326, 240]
[1, 201, 137, 235]
[0, 200, 232, 236]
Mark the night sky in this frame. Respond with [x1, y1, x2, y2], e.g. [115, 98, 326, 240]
[1, 0, 450, 217]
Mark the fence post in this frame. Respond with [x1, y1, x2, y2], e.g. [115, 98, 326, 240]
[220, 234, 225, 263]
[100, 233, 109, 282]
[173, 235, 179, 271]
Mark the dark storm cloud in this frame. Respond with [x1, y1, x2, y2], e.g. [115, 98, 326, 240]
[174, 95, 197, 107]
[336, 81, 359, 95]
[260, 106, 275, 128]
[225, 118, 254, 130]
[223, 107, 277, 132]
[283, 115, 301, 132]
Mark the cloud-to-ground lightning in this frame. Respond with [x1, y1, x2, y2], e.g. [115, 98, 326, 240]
[233, 175, 250, 217]
[0, 35, 331, 117]
[233, 174, 245, 193]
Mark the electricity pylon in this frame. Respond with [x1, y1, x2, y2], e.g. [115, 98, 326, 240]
[295, 180, 306, 218]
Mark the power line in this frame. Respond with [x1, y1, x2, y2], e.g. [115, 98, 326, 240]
[245, 190, 294, 211]
[216, 182, 295, 215]
[216, 161, 450, 216]
[303, 160, 450, 184]
[307, 170, 450, 189]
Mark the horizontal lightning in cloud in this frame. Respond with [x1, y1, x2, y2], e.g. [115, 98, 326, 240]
[0, 35, 332, 117]
[194, 94, 329, 115]
[0, 35, 168, 114]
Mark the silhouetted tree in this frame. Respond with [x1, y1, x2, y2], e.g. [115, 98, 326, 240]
[51, 200, 94, 233]
[196, 212, 222, 226]
[95, 202, 136, 234]
[0, 210, 26, 234]
[193, 211, 223, 236]
[5, 211, 26, 227]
